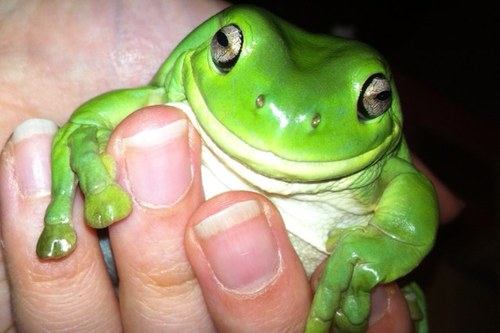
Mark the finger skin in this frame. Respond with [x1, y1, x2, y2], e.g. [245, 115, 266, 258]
[106, 106, 216, 332]
[186, 191, 312, 333]
[0, 119, 121, 332]
[0, 0, 229, 148]
[412, 154, 464, 223]
[367, 284, 413, 333]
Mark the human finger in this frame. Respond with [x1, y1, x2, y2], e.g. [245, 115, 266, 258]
[367, 284, 413, 333]
[412, 154, 464, 224]
[186, 191, 312, 332]
[0, 119, 121, 331]
[105, 105, 215, 331]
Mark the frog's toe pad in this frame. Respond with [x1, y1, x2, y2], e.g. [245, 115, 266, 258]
[334, 309, 368, 333]
[85, 184, 132, 228]
[36, 224, 77, 259]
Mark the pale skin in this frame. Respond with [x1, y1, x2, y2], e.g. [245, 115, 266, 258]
[0, 0, 463, 332]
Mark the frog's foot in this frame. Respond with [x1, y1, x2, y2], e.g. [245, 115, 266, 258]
[330, 287, 371, 333]
[402, 282, 428, 333]
[84, 184, 132, 228]
[306, 262, 371, 332]
[309, 285, 370, 333]
[36, 224, 77, 259]
[306, 234, 382, 333]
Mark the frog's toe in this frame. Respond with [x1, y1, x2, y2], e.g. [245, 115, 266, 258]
[341, 291, 370, 326]
[333, 309, 367, 333]
[85, 184, 132, 228]
[36, 224, 77, 259]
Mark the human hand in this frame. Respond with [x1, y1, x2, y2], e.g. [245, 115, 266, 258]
[0, 0, 461, 331]
[0, 0, 228, 148]
[1, 106, 415, 332]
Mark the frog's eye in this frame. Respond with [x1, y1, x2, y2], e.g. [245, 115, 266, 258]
[211, 24, 243, 73]
[358, 74, 392, 120]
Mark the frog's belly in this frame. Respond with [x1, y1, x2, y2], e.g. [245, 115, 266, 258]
[200, 145, 372, 276]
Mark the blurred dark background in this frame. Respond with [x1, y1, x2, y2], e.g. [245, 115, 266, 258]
[232, 1, 499, 331]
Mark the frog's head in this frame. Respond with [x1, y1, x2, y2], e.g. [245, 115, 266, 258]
[166, 5, 403, 182]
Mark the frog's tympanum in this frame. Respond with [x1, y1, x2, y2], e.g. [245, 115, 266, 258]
[36, 5, 438, 332]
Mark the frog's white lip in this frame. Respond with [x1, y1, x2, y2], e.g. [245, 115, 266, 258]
[167, 101, 400, 182]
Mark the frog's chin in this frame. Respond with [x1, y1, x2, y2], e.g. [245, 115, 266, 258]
[166, 101, 400, 184]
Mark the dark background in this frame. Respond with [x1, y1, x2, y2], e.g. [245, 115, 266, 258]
[231, 1, 499, 331]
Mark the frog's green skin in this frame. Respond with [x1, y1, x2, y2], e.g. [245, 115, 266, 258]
[37, 5, 438, 333]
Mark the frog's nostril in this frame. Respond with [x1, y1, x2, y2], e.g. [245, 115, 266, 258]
[256, 94, 265, 108]
[311, 113, 321, 128]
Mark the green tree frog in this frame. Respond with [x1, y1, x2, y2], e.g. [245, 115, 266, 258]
[36, 5, 438, 332]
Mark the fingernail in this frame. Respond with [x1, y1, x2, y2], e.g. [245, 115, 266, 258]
[123, 119, 192, 207]
[194, 200, 281, 293]
[9, 119, 57, 197]
[369, 285, 390, 326]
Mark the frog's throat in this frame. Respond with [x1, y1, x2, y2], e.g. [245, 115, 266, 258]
[167, 101, 400, 186]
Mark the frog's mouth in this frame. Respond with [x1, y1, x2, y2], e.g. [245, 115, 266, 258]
[167, 100, 401, 186]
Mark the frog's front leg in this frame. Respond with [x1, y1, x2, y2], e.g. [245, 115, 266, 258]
[36, 86, 166, 259]
[37, 123, 132, 259]
[306, 158, 438, 333]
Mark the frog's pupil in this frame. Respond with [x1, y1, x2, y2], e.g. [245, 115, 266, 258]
[377, 91, 391, 101]
[216, 31, 229, 47]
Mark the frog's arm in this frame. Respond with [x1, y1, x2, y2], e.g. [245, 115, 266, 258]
[37, 86, 166, 259]
[306, 155, 438, 332]
[36, 9, 221, 260]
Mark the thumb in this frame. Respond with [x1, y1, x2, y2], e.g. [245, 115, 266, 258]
[185, 191, 312, 332]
